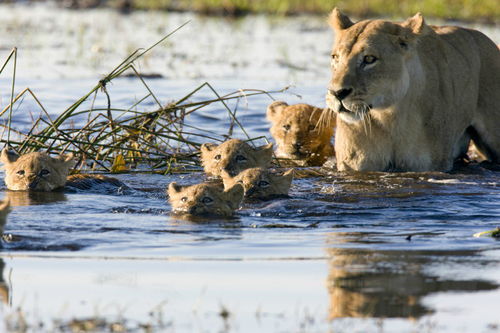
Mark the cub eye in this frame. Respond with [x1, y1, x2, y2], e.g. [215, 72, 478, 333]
[40, 169, 50, 176]
[235, 155, 247, 163]
[214, 154, 222, 160]
[283, 124, 291, 131]
[331, 54, 338, 60]
[201, 197, 213, 204]
[16, 170, 25, 176]
[258, 180, 270, 188]
[181, 197, 188, 203]
[363, 55, 377, 65]
[308, 124, 316, 131]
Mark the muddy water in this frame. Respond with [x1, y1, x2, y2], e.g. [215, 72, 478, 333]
[0, 3, 500, 332]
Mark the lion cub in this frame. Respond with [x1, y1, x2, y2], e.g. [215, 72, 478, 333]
[221, 168, 293, 200]
[168, 182, 244, 217]
[200, 139, 273, 177]
[1, 149, 125, 192]
[267, 101, 335, 166]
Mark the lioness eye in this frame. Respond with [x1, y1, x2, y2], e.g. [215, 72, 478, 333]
[40, 169, 50, 176]
[283, 124, 291, 131]
[235, 155, 247, 162]
[181, 197, 188, 203]
[363, 55, 377, 64]
[258, 180, 270, 188]
[214, 154, 222, 160]
[17, 170, 25, 176]
[201, 197, 213, 204]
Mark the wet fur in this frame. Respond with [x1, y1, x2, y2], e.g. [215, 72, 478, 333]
[221, 167, 293, 200]
[200, 139, 273, 177]
[167, 182, 244, 217]
[326, 9, 500, 172]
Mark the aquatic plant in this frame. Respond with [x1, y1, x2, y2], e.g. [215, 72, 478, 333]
[0, 22, 285, 174]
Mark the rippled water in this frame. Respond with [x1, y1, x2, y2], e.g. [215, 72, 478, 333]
[0, 3, 499, 332]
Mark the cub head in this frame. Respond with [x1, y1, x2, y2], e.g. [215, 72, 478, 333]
[1, 149, 74, 191]
[221, 167, 293, 200]
[200, 139, 273, 177]
[325, 8, 430, 123]
[167, 182, 244, 217]
[267, 101, 334, 164]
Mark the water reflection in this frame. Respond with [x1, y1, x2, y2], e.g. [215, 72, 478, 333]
[5, 190, 67, 206]
[0, 259, 10, 304]
[326, 234, 498, 320]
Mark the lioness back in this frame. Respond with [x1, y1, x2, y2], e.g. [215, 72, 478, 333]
[267, 101, 335, 166]
[325, 9, 500, 172]
[167, 182, 244, 217]
[200, 139, 273, 177]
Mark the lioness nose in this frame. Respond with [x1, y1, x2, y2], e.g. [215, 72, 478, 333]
[331, 88, 353, 100]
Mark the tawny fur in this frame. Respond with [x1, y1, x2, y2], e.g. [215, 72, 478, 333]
[0, 199, 10, 235]
[325, 8, 500, 172]
[267, 101, 335, 166]
[221, 167, 293, 200]
[200, 139, 273, 177]
[167, 182, 244, 217]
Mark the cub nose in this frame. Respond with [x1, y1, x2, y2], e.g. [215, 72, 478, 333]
[329, 88, 353, 101]
[293, 143, 302, 150]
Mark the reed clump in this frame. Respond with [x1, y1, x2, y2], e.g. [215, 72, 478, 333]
[0, 23, 283, 174]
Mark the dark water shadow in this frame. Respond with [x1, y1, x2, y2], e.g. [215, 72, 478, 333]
[325, 241, 498, 320]
[5, 190, 67, 206]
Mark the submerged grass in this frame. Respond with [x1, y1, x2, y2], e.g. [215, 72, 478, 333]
[130, 0, 500, 22]
[0, 23, 284, 174]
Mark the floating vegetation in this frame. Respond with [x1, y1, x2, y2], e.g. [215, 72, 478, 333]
[473, 227, 500, 238]
[0, 22, 286, 174]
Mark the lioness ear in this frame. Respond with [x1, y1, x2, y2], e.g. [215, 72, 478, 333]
[257, 143, 274, 164]
[328, 8, 354, 31]
[1, 148, 19, 165]
[168, 182, 183, 196]
[402, 12, 430, 36]
[266, 101, 288, 122]
[224, 183, 244, 209]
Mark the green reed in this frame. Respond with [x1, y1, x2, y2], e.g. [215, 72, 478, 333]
[0, 23, 286, 174]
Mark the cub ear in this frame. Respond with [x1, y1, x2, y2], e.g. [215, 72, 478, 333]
[224, 183, 244, 208]
[168, 182, 183, 196]
[328, 8, 354, 31]
[266, 101, 288, 122]
[282, 169, 294, 181]
[1, 148, 19, 164]
[256, 143, 274, 164]
[200, 143, 217, 153]
[55, 152, 75, 169]
[402, 12, 430, 36]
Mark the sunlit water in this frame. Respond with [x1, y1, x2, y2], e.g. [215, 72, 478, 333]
[0, 3, 499, 332]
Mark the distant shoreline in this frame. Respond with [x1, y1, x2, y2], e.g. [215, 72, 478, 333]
[18, 0, 500, 24]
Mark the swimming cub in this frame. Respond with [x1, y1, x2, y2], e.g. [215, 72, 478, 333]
[1, 149, 126, 192]
[168, 182, 244, 217]
[0, 199, 10, 235]
[267, 101, 335, 166]
[221, 168, 293, 200]
[200, 139, 273, 177]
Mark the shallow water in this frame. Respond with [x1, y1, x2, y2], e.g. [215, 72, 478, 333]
[0, 3, 500, 332]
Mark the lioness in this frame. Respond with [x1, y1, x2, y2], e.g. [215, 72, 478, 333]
[221, 167, 293, 200]
[267, 101, 335, 166]
[167, 182, 244, 217]
[200, 139, 273, 177]
[1, 149, 126, 191]
[325, 8, 500, 172]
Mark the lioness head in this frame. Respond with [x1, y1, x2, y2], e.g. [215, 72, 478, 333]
[1, 149, 74, 191]
[167, 182, 244, 217]
[267, 101, 335, 166]
[200, 139, 273, 177]
[325, 8, 430, 124]
[221, 167, 293, 200]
